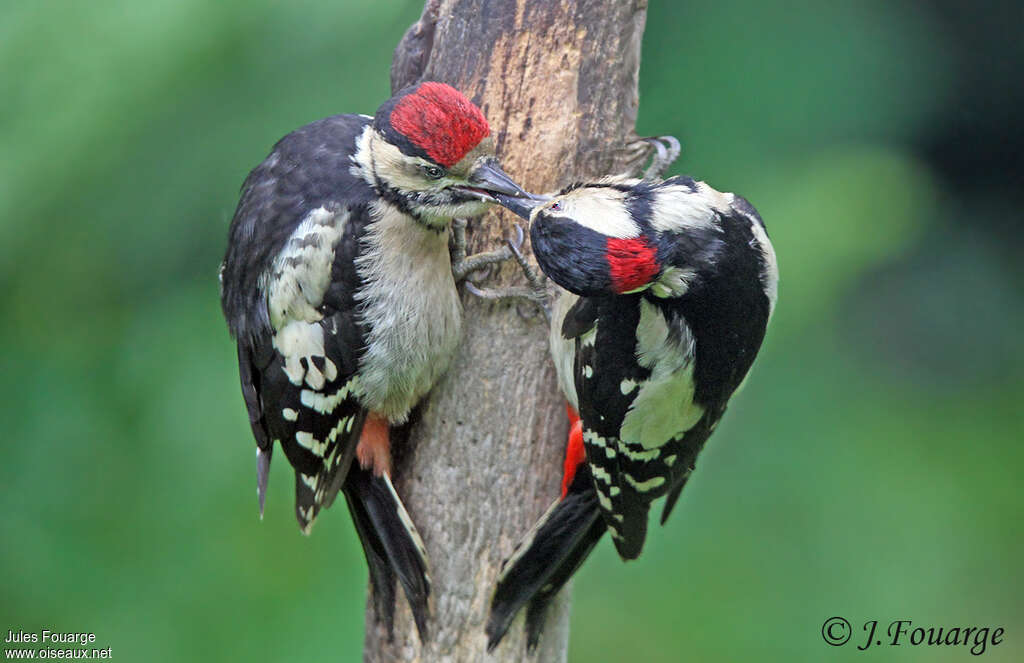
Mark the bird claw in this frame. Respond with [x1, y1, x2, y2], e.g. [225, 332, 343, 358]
[625, 135, 682, 180]
[463, 231, 550, 321]
[464, 281, 550, 322]
[509, 223, 525, 252]
[452, 218, 548, 320]
[450, 220, 519, 283]
[644, 135, 681, 179]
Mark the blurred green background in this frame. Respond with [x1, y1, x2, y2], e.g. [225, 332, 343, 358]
[2, 1, 1021, 661]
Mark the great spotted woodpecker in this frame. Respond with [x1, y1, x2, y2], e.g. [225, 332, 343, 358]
[486, 176, 778, 649]
[219, 82, 529, 639]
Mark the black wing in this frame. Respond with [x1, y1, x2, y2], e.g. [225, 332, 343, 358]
[243, 202, 371, 532]
[572, 296, 655, 558]
[221, 114, 377, 531]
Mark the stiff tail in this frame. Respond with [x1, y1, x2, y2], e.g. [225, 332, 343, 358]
[486, 467, 605, 652]
[343, 468, 431, 641]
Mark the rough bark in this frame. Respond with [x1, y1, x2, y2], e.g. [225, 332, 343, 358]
[365, 1, 648, 661]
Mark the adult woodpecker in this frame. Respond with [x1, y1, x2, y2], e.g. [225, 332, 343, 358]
[485, 175, 779, 649]
[219, 81, 529, 639]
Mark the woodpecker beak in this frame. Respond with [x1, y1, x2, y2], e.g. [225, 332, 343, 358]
[459, 160, 531, 200]
[492, 192, 548, 220]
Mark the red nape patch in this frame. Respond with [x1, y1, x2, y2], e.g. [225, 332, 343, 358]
[606, 237, 660, 293]
[390, 82, 490, 167]
[561, 408, 585, 498]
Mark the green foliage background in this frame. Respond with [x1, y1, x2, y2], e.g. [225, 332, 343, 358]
[2, 1, 1021, 661]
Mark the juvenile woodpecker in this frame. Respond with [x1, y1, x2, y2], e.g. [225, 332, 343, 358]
[219, 82, 529, 639]
[486, 176, 779, 649]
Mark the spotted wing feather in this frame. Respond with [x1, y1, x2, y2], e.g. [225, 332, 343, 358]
[239, 204, 370, 532]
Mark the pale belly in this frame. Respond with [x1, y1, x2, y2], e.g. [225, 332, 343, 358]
[354, 205, 463, 423]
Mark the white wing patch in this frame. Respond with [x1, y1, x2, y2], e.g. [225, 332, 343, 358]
[274, 320, 328, 387]
[264, 206, 349, 389]
[747, 213, 779, 316]
[619, 445, 661, 462]
[299, 377, 358, 414]
[623, 473, 666, 492]
[295, 431, 327, 456]
[620, 299, 703, 448]
[265, 206, 348, 330]
[649, 183, 721, 234]
[650, 266, 698, 299]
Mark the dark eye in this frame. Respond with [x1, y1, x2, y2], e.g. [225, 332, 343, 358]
[423, 165, 445, 180]
[549, 202, 562, 211]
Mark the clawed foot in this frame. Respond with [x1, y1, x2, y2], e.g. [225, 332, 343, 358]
[464, 228, 550, 320]
[624, 135, 682, 180]
[451, 218, 519, 282]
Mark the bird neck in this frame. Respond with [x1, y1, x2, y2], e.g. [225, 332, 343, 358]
[351, 127, 450, 231]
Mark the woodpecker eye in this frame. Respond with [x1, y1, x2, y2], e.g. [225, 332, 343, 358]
[549, 202, 562, 211]
[422, 165, 445, 180]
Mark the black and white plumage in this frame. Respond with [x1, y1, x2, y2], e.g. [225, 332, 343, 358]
[487, 176, 778, 649]
[220, 82, 528, 639]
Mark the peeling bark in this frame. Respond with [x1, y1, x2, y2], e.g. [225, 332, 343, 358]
[365, 2, 648, 661]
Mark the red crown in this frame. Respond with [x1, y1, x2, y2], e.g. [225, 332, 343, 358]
[390, 82, 490, 167]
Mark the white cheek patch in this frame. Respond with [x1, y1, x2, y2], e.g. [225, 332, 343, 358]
[374, 139, 430, 192]
[557, 187, 639, 238]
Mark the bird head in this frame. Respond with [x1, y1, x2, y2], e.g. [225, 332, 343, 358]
[495, 177, 766, 300]
[363, 81, 528, 223]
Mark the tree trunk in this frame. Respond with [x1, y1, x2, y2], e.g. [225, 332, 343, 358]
[364, 1, 648, 660]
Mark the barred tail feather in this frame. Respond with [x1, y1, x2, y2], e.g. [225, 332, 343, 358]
[487, 476, 604, 652]
[343, 469, 431, 641]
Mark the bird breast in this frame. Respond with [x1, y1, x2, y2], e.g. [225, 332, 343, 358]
[354, 200, 462, 423]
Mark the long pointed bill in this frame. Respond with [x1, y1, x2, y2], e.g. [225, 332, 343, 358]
[467, 160, 531, 198]
[492, 192, 548, 220]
